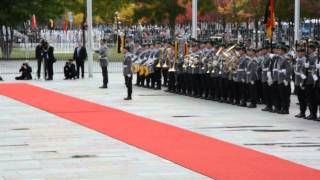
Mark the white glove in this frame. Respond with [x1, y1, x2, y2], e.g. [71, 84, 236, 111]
[241, 79, 245, 83]
[267, 71, 272, 78]
[305, 62, 310, 68]
[284, 80, 288, 86]
[316, 63, 320, 69]
[313, 74, 318, 81]
[300, 74, 306, 80]
[127, 74, 131, 78]
[281, 69, 286, 74]
[251, 81, 255, 85]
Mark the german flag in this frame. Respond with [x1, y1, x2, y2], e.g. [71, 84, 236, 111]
[264, 0, 275, 40]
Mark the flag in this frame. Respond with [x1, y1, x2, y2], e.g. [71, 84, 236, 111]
[63, 17, 68, 33]
[264, 0, 275, 40]
[31, 15, 37, 29]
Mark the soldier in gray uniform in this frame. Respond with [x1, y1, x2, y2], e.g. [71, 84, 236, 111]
[187, 43, 199, 96]
[260, 47, 274, 111]
[203, 42, 214, 99]
[162, 42, 170, 87]
[305, 44, 318, 119]
[270, 46, 281, 113]
[123, 46, 133, 100]
[167, 42, 176, 92]
[276, 45, 292, 114]
[246, 49, 259, 108]
[237, 46, 249, 107]
[152, 42, 162, 90]
[97, 39, 109, 89]
[295, 48, 308, 118]
[175, 38, 186, 94]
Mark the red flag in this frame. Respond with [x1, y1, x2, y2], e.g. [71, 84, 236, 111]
[31, 15, 37, 29]
[264, 0, 276, 40]
[63, 17, 68, 33]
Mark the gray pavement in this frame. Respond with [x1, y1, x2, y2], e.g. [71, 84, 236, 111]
[1, 73, 320, 179]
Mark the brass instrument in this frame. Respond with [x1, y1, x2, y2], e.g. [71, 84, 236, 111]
[163, 48, 169, 68]
[133, 64, 140, 73]
[169, 48, 177, 72]
[221, 46, 239, 73]
[156, 48, 163, 68]
[139, 65, 145, 76]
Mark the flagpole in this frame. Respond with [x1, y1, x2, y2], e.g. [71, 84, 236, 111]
[294, 0, 300, 43]
[87, 0, 93, 78]
[192, 0, 198, 40]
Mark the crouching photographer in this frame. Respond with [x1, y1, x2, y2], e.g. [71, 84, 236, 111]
[15, 62, 32, 80]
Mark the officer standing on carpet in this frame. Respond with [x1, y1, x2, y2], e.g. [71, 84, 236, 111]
[123, 46, 133, 100]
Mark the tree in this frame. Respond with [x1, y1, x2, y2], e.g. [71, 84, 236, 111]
[130, 0, 188, 38]
[0, 0, 67, 59]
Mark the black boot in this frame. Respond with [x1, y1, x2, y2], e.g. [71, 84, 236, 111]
[295, 113, 305, 118]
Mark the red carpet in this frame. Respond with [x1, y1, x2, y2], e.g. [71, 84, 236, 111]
[1, 83, 320, 180]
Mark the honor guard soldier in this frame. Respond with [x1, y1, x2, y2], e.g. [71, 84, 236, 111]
[161, 41, 170, 87]
[305, 43, 318, 119]
[237, 45, 249, 107]
[295, 48, 308, 118]
[175, 37, 186, 94]
[276, 44, 292, 114]
[261, 46, 274, 111]
[152, 42, 162, 90]
[246, 48, 259, 108]
[202, 41, 214, 99]
[167, 41, 176, 92]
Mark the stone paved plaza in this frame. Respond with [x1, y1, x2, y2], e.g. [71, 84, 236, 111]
[1, 72, 320, 179]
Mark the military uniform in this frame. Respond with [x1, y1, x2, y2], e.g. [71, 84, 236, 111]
[246, 55, 258, 108]
[305, 50, 318, 119]
[123, 50, 133, 100]
[237, 53, 249, 106]
[294, 54, 307, 117]
[277, 54, 292, 114]
[261, 52, 274, 111]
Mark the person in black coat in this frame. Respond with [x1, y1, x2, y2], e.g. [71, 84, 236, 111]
[43, 41, 56, 80]
[64, 59, 76, 80]
[73, 43, 87, 79]
[15, 62, 32, 80]
[35, 39, 45, 79]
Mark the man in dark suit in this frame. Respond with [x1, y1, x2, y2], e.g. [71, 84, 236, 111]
[43, 41, 56, 80]
[35, 39, 45, 79]
[73, 43, 87, 79]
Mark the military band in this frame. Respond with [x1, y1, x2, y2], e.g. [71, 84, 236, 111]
[126, 36, 320, 121]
